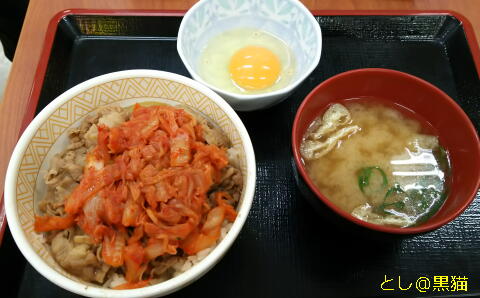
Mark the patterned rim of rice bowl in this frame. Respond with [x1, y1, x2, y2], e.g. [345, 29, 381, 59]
[5, 70, 256, 298]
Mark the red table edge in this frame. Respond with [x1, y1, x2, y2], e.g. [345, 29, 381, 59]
[1, 8, 479, 244]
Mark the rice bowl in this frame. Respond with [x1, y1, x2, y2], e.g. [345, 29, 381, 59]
[5, 70, 256, 297]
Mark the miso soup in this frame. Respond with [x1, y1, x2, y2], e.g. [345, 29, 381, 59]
[300, 99, 450, 227]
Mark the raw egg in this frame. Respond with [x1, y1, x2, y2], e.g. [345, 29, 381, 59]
[229, 46, 281, 90]
[198, 28, 295, 94]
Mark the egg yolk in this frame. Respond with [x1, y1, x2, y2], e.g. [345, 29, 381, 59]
[229, 46, 281, 90]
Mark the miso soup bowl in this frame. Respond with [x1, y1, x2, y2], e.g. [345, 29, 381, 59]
[292, 68, 480, 234]
[5, 70, 256, 297]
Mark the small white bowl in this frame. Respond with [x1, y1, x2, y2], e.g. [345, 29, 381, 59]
[5, 70, 256, 298]
[177, 0, 322, 111]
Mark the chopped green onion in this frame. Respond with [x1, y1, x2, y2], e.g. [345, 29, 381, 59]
[358, 166, 388, 194]
[384, 184, 404, 200]
[377, 184, 405, 214]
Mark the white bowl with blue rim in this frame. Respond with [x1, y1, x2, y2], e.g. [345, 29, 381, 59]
[177, 0, 322, 111]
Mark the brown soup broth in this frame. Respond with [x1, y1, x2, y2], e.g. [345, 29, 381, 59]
[302, 97, 451, 227]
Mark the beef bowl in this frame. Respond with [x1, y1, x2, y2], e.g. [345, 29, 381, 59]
[5, 70, 256, 297]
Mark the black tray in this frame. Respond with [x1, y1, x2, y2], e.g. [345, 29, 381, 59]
[2, 12, 480, 298]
